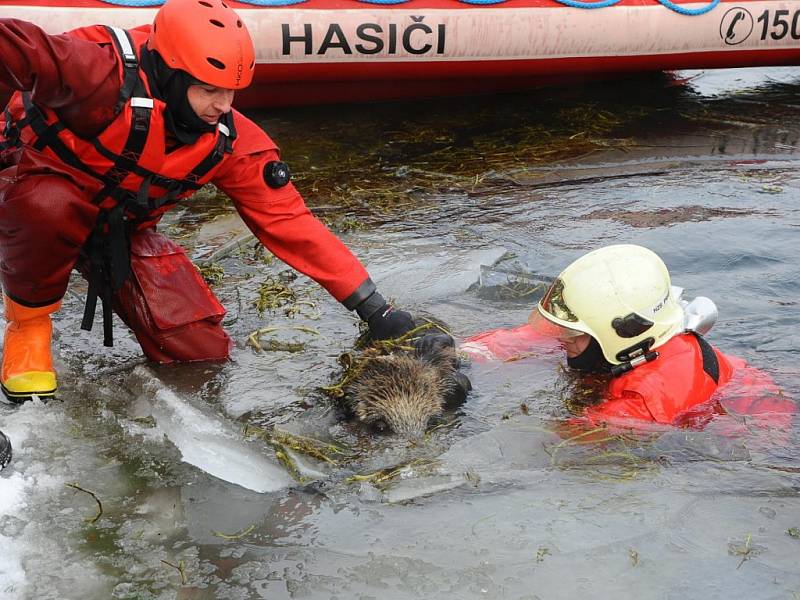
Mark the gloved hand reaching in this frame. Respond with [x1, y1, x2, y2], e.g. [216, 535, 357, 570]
[366, 302, 415, 341]
[349, 285, 415, 341]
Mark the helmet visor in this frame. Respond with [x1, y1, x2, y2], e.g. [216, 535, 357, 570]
[538, 277, 579, 323]
[528, 309, 585, 339]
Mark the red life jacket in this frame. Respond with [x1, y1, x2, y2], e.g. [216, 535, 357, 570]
[1, 25, 235, 228]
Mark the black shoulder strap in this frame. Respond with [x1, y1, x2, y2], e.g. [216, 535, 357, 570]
[692, 332, 720, 384]
[105, 26, 141, 115]
[94, 27, 154, 205]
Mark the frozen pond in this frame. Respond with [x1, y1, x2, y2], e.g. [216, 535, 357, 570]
[1, 67, 799, 599]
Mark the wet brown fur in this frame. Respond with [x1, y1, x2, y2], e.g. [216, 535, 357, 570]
[347, 346, 460, 438]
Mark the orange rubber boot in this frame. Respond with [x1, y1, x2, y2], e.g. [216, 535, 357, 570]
[1, 295, 60, 404]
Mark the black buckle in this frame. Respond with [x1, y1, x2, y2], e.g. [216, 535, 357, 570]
[132, 107, 150, 132]
[122, 51, 138, 69]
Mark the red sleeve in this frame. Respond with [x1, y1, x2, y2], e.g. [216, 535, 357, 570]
[0, 19, 119, 137]
[212, 120, 370, 302]
[461, 325, 560, 361]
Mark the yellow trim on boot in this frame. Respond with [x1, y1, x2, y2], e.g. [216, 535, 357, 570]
[1, 371, 57, 403]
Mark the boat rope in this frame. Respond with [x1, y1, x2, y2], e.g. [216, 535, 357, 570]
[652, 0, 719, 16]
[97, 0, 721, 15]
[533, 0, 720, 14]
[214, 0, 307, 4]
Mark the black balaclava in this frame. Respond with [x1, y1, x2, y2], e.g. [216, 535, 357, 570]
[140, 46, 216, 145]
[567, 337, 613, 375]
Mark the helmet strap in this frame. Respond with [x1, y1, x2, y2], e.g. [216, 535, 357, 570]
[610, 350, 659, 378]
[615, 337, 655, 363]
[611, 337, 658, 377]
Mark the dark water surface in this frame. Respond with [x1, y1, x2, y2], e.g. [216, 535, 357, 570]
[1, 67, 799, 599]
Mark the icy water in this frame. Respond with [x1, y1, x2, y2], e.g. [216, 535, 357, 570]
[2, 68, 799, 600]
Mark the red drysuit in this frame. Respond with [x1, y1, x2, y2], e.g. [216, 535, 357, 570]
[0, 20, 370, 361]
[461, 325, 795, 428]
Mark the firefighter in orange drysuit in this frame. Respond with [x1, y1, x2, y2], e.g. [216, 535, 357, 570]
[461, 245, 795, 429]
[0, 0, 415, 409]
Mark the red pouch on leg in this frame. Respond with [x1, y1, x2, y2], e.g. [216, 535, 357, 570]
[114, 229, 232, 363]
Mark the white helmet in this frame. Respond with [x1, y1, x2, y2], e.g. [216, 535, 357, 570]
[531, 244, 685, 365]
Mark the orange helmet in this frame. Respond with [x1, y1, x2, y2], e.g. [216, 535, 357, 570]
[147, 0, 255, 89]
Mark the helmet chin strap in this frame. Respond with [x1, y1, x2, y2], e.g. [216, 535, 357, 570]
[610, 336, 658, 378]
[610, 350, 659, 378]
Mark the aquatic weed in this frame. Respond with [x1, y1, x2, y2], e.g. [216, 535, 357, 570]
[161, 559, 187, 585]
[243, 423, 352, 466]
[65, 482, 103, 524]
[729, 534, 755, 570]
[544, 427, 661, 481]
[346, 458, 439, 486]
[629, 549, 639, 567]
[211, 524, 255, 541]
[246, 325, 320, 353]
[535, 547, 551, 563]
[253, 275, 297, 315]
[197, 263, 225, 286]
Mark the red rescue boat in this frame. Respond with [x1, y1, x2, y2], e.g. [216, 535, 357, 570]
[2, 0, 800, 107]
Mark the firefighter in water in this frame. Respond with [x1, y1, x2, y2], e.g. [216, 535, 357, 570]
[0, 0, 415, 409]
[462, 244, 794, 428]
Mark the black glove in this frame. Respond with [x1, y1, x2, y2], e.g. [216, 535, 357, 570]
[366, 303, 415, 341]
[351, 288, 414, 341]
[344, 281, 415, 341]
